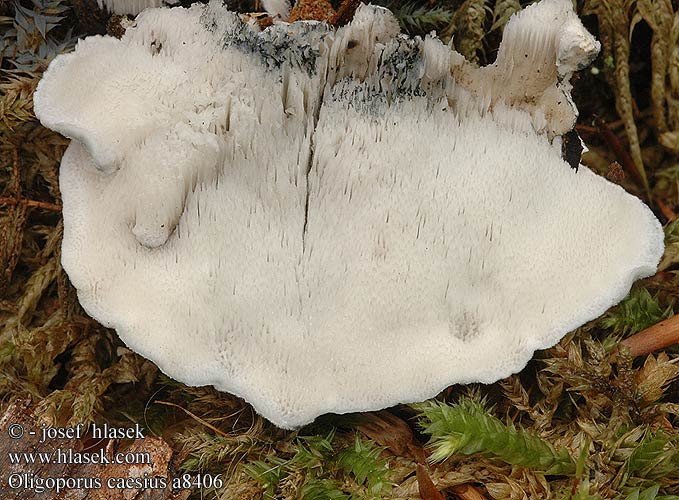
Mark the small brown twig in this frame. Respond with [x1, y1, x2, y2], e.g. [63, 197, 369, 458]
[154, 400, 235, 439]
[577, 121, 626, 136]
[11, 146, 20, 195]
[2, 146, 62, 212]
[619, 314, 679, 357]
[575, 124, 597, 135]
[0, 196, 62, 212]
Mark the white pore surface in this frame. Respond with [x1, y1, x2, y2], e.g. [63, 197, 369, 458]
[35, 0, 664, 428]
[96, 0, 171, 15]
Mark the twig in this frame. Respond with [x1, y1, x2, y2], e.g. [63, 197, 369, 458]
[12, 146, 20, 195]
[619, 314, 679, 357]
[154, 400, 235, 439]
[0, 196, 62, 211]
[575, 124, 597, 135]
[604, 110, 652, 131]
[2, 146, 62, 212]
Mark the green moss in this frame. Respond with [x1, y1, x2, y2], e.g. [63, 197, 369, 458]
[416, 397, 576, 475]
[602, 287, 673, 336]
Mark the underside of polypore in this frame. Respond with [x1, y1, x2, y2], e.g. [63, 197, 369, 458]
[34, 0, 663, 428]
[96, 0, 292, 17]
[96, 0, 173, 15]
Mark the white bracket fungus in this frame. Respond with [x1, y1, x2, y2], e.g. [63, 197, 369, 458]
[95, 0, 177, 16]
[34, 0, 664, 428]
[96, 0, 288, 24]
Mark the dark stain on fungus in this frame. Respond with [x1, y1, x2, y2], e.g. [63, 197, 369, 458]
[201, 9, 325, 76]
[562, 128, 583, 172]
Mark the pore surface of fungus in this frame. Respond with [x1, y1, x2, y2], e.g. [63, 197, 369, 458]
[95, 0, 173, 16]
[34, 0, 664, 428]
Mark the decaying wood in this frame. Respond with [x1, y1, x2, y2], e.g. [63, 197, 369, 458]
[0, 399, 189, 500]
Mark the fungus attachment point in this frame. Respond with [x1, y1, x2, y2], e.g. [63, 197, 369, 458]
[35, 0, 663, 429]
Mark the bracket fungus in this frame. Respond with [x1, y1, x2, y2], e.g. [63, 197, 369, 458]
[34, 0, 664, 428]
[95, 0, 173, 16]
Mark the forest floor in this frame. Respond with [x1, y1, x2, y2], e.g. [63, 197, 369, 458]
[1, 0, 679, 499]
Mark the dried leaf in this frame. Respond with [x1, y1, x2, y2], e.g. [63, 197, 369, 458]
[356, 410, 427, 462]
[417, 464, 446, 500]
